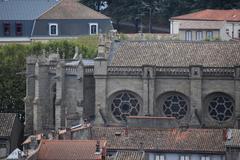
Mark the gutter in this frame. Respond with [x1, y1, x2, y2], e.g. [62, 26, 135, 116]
[30, 20, 36, 38]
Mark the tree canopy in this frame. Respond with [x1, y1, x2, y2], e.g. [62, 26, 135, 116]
[81, 0, 240, 32]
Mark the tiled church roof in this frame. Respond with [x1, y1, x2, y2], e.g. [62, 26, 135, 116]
[90, 127, 225, 154]
[109, 41, 240, 67]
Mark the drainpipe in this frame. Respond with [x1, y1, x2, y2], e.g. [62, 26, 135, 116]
[147, 70, 150, 116]
[232, 23, 234, 38]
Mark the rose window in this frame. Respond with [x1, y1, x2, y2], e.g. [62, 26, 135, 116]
[162, 95, 188, 119]
[111, 92, 141, 121]
[208, 94, 234, 122]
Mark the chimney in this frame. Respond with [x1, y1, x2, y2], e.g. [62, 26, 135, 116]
[124, 126, 128, 137]
[95, 140, 101, 154]
[139, 142, 144, 152]
[65, 128, 72, 140]
[227, 129, 232, 140]
[101, 142, 107, 160]
[223, 128, 227, 141]
[29, 136, 38, 150]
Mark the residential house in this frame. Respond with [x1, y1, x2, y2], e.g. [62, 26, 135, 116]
[26, 140, 107, 160]
[25, 123, 227, 160]
[0, 113, 23, 159]
[0, 0, 113, 42]
[225, 129, 240, 160]
[170, 9, 240, 41]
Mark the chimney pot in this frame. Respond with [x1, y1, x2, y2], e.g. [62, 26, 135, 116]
[95, 140, 101, 154]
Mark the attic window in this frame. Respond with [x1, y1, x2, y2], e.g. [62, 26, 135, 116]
[49, 23, 58, 36]
[15, 23, 22, 36]
[3, 23, 10, 36]
[89, 23, 98, 35]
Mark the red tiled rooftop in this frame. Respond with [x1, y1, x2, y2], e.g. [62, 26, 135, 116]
[37, 140, 106, 160]
[171, 9, 240, 21]
[90, 127, 226, 154]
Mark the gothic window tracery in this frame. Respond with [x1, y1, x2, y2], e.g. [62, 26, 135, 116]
[207, 93, 234, 122]
[110, 91, 141, 121]
[160, 93, 188, 119]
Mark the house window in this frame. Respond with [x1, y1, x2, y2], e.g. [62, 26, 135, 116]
[206, 31, 213, 40]
[196, 31, 203, 41]
[0, 143, 7, 158]
[226, 29, 230, 35]
[15, 23, 23, 36]
[180, 155, 190, 160]
[49, 23, 58, 36]
[89, 23, 98, 35]
[3, 23, 10, 36]
[185, 31, 192, 41]
[156, 155, 165, 160]
[201, 156, 210, 160]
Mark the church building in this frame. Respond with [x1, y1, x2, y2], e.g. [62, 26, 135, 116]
[24, 39, 240, 135]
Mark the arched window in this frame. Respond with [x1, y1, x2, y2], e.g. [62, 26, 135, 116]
[206, 93, 234, 122]
[110, 91, 142, 121]
[159, 92, 189, 119]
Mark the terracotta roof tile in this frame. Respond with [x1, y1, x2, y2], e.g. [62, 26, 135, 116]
[115, 151, 145, 160]
[37, 140, 106, 160]
[109, 41, 240, 67]
[0, 113, 16, 137]
[90, 127, 225, 154]
[171, 9, 240, 21]
[39, 0, 110, 19]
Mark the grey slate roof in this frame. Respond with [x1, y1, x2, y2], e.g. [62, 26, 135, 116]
[0, 113, 16, 137]
[109, 41, 240, 67]
[0, 0, 59, 20]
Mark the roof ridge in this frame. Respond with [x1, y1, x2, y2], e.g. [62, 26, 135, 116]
[36, 0, 62, 19]
[119, 40, 240, 44]
[77, 1, 110, 19]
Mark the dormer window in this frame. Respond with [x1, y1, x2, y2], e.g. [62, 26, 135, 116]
[3, 22, 10, 36]
[16, 23, 23, 36]
[89, 23, 98, 35]
[49, 23, 58, 36]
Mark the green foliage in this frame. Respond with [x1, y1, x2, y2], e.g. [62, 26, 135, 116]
[81, 0, 240, 31]
[0, 37, 98, 122]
